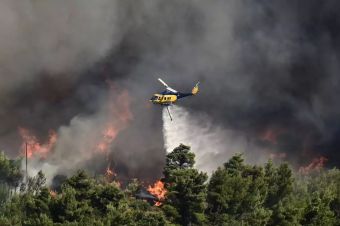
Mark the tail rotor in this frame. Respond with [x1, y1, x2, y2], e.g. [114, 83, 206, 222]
[191, 82, 200, 95]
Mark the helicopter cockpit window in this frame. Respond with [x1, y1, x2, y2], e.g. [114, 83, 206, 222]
[150, 96, 158, 101]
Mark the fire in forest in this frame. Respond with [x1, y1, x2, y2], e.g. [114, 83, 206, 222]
[147, 180, 167, 206]
[97, 126, 118, 154]
[104, 162, 121, 188]
[260, 128, 285, 144]
[15, 85, 134, 186]
[19, 127, 57, 159]
[95, 89, 133, 155]
[49, 189, 57, 198]
[299, 156, 328, 175]
[269, 152, 287, 160]
[105, 162, 117, 179]
[106, 166, 116, 177]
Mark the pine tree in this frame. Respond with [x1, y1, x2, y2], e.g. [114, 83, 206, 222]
[207, 154, 271, 225]
[163, 144, 208, 226]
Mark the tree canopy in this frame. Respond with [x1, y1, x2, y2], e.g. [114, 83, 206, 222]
[0, 146, 340, 225]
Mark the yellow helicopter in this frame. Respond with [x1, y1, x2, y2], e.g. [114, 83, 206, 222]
[150, 78, 199, 120]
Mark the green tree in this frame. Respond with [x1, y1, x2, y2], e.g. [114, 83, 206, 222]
[51, 169, 126, 224]
[207, 154, 271, 225]
[265, 162, 294, 208]
[327, 169, 340, 225]
[302, 191, 336, 226]
[2, 144, 340, 226]
[163, 144, 208, 226]
[51, 170, 98, 223]
[115, 199, 167, 226]
[0, 171, 51, 225]
[24, 170, 47, 194]
[300, 170, 338, 226]
[91, 183, 124, 216]
[63, 170, 95, 201]
[21, 187, 53, 226]
[50, 184, 93, 223]
[0, 152, 23, 207]
[264, 161, 300, 226]
[125, 178, 140, 196]
[268, 195, 304, 226]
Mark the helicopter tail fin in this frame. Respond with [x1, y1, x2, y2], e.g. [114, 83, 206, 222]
[191, 82, 200, 95]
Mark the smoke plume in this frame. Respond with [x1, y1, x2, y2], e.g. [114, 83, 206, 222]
[1, 1, 340, 182]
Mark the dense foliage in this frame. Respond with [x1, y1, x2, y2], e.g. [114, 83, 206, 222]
[0, 146, 340, 225]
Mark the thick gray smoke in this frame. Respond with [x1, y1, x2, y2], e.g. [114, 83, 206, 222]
[0, 0, 123, 95]
[1, 1, 340, 183]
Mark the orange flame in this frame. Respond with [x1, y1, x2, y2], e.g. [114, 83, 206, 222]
[95, 89, 133, 155]
[97, 126, 118, 153]
[115, 91, 133, 124]
[106, 167, 114, 176]
[105, 165, 116, 178]
[260, 128, 285, 144]
[104, 163, 121, 187]
[105, 162, 120, 185]
[269, 152, 287, 159]
[114, 180, 121, 188]
[147, 180, 167, 206]
[299, 156, 328, 175]
[19, 128, 57, 159]
[49, 189, 57, 198]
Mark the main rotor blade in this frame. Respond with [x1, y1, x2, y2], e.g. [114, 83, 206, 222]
[166, 87, 178, 93]
[158, 78, 178, 93]
[158, 78, 169, 87]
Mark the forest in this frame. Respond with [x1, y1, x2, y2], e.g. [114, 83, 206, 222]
[0, 144, 339, 226]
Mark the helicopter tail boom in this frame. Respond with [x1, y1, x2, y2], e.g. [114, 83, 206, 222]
[176, 82, 200, 99]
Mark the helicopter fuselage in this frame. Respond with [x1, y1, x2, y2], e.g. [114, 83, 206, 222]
[150, 93, 178, 105]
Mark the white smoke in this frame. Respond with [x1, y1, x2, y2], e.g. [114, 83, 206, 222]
[23, 160, 59, 184]
[162, 105, 250, 174]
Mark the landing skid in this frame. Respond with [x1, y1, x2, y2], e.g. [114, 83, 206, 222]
[166, 106, 173, 121]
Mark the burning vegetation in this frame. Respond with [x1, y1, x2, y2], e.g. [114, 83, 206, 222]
[96, 126, 118, 154]
[49, 189, 57, 198]
[19, 128, 57, 159]
[299, 156, 328, 175]
[147, 180, 167, 206]
[16, 86, 134, 185]
[104, 162, 120, 187]
[260, 128, 286, 144]
[95, 89, 133, 155]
